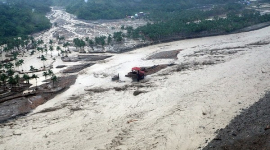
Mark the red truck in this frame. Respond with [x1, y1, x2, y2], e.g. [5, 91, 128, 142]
[125, 67, 145, 81]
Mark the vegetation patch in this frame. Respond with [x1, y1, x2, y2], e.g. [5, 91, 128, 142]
[0, 0, 52, 44]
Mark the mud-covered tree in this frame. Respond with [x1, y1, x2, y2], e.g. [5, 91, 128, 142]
[31, 74, 39, 89]
[73, 38, 86, 53]
[56, 46, 61, 56]
[51, 75, 57, 88]
[57, 36, 65, 44]
[40, 55, 47, 69]
[125, 26, 134, 38]
[95, 36, 106, 48]
[49, 39, 53, 45]
[113, 32, 123, 42]
[23, 74, 30, 84]
[63, 42, 70, 57]
[30, 66, 37, 72]
[44, 44, 48, 55]
[88, 39, 95, 50]
[4, 62, 14, 70]
[107, 34, 112, 45]
[8, 76, 16, 88]
[37, 47, 43, 58]
[15, 59, 24, 72]
[47, 69, 54, 77]
[49, 45, 53, 57]
[6, 69, 15, 77]
[37, 40, 44, 46]
[14, 74, 20, 86]
[43, 71, 49, 80]
[0, 73, 8, 90]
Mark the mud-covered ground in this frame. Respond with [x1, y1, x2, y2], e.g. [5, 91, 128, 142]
[1, 4, 270, 150]
[204, 92, 270, 150]
[0, 75, 77, 123]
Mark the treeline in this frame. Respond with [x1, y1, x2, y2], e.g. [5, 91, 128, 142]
[133, 10, 270, 41]
[63, 0, 239, 20]
[72, 31, 125, 52]
[0, 0, 52, 44]
[62, 0, 270, 42]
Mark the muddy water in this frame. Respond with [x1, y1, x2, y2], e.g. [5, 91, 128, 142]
[1, 7, 270, 150]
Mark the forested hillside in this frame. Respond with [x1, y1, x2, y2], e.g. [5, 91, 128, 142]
[59, 0, 270, 42]
[1, 0, 270, 44]
[63, 0, 238, 20]
[0, 0, 51, 44]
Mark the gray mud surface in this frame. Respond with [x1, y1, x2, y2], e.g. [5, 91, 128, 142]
[204, 92, 270, 150]
[0, 75, 77, 123]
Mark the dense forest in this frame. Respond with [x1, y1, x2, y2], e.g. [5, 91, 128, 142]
[0, 0, 52, 44]
[59, 0, 270, 42]
[1, 0, 270, 44]
[63, 0, 238, 20]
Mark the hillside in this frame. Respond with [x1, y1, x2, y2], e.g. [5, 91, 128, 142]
[0, 0, 51, 44]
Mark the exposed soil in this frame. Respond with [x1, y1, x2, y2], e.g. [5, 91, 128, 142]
[61, 55, 112, 62]
[62, 63, 94, 73]
[142, 64, 172, 75]
[55, 65, 67, 68]
[146, 50, 181, 60]
[0, 75, 77, 123]
[203, 92, 270, 150]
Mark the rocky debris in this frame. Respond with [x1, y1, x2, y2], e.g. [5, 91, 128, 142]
[203, 92, 270, 150]
[133, 90, 148, 96]
[111, 74, 120, 81]
[127, 119, 138, 124]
